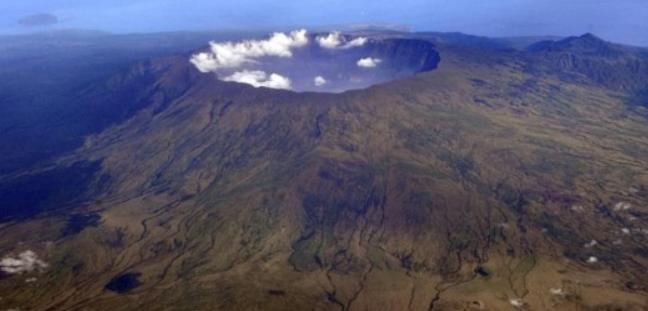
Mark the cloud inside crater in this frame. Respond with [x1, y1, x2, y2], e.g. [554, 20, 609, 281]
[223, 70, 292, 90]
[316, 31, 367, 49]
[357, 57, 382, 68]
[190, 29, 382, 91]
[314, 76, 327, 86]
[0, 250, 48, 274]
[190, 29, 309, 73]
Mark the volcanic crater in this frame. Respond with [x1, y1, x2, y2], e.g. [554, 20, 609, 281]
[190, 30, 441, 93]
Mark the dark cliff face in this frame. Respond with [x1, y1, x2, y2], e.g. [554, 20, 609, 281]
[364, 38, 441, 72]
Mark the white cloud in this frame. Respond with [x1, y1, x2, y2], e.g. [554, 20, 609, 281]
[222, 70, 292, 90]
[317, 32, 342, 49]
[314, 76, 327, 86]
[191, 29, 309, 73]
[357, 57, 382, 68]
[0, 251, 48, 274]
[345, 37, 368, 48]
[316, 32, 367, 49]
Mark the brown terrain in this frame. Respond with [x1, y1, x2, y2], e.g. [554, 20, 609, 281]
[1, 33, 648, 310]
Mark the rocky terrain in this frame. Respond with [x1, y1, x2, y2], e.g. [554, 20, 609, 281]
[1, 32, 648, 310]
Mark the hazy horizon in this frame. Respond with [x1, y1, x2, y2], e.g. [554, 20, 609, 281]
[1, 0, 647, 46]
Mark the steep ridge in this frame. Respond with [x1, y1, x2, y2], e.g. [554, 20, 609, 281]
[1, 34, 648, 310]
[527, 33, 648, 93]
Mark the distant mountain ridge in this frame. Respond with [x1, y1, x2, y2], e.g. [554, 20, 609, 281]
[525, 33, 648, 92]
[528, 33, 631, 57]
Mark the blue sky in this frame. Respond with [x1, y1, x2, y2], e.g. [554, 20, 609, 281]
[2, 0, 647, 46]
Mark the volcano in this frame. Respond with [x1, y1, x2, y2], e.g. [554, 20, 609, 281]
[1, 31, 648, 310]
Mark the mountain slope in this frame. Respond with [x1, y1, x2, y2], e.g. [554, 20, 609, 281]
[0, 30, 264, 175]
[527, 34, 648, 93]
[1, 34, 648, 310]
